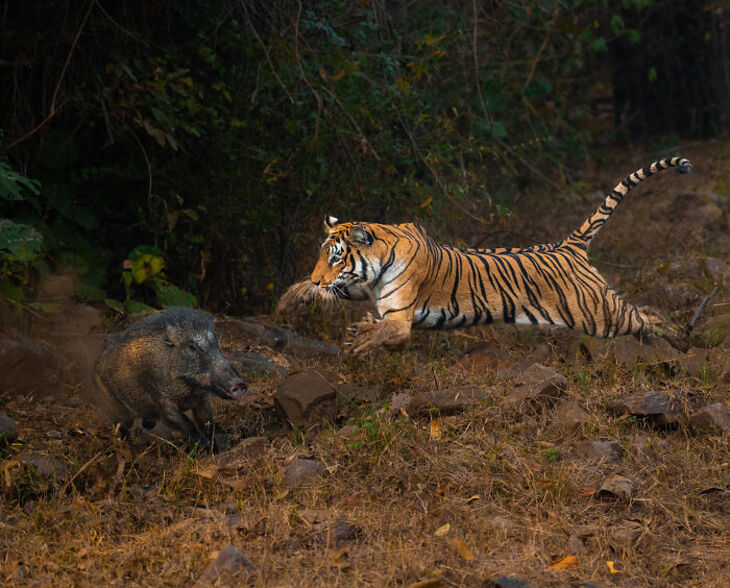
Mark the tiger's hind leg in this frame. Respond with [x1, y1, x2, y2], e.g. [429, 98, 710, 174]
[600, 289, 690, 352]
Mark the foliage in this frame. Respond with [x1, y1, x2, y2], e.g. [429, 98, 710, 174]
[0, 0, 726, 312]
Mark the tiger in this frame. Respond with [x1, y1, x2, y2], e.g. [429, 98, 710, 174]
[278, 157, 692, 356]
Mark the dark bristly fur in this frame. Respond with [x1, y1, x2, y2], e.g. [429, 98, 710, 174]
[94, 307, 246, 451]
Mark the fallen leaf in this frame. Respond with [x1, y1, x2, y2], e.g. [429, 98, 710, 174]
[607, 560, 622, 574]
[466, 495, 480, 504]
[434, 523, 450, 537]
[452, 538, 475, 562]
[579, 488, 596, 497]
[548, 555, 579, 570]
[195, 466, 217, 479]
[332, 69, 345, 81]
[430, 420, 442, 441]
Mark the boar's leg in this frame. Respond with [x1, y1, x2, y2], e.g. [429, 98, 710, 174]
[190, 394, 220, 453]
[157, 397, 211, 449]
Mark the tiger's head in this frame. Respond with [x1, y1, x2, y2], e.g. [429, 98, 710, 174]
[310, 215, 378, 296]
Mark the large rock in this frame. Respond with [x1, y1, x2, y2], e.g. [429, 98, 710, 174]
[274, 369, 338, 428]
[551, 400, 589, 430]
[611, 391, 683, 427]
[193, 544, 254, 587]
[0, 338, 59, 397]
[216, 318, 339, 357]
[691, 314, 730, 349]
[283, 458, 325, 488]
[227, 351, 288, 378]
[504, 363, 567, 407]
[454, 344, 515, 372]
[689, 403, 730, 435]
[577, 336, 681, 368]
[596, 474, 634, 500]
[407, 386, 488, 416]
[570, 440, 623, 463]
[210, 437, 267, 471]
[0, 410, 19, 442]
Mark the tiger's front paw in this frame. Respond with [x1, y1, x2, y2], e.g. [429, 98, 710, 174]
[345, 317, 411, 356]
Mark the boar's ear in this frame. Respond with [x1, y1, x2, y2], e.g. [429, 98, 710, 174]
[347, 225, 373, 246]
[164, 324, 184, 347]
[324, 215, 339, 232]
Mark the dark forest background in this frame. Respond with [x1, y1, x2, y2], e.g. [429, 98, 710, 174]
[1, 0, 728, 314]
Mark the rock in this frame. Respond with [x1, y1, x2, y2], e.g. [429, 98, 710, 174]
[0, 411, 20, 443]
[578, 336, 681, 367]
[283, 458, 325, 488]
[311, 519, 354, 546]
[486, 516, 514, 531]
[274, 369, 338, 428]
[611, 391, 683, 427]
[227, 351, 288, 378]
[193, 544, 254, 587]
[610, 520, 643, 544]
[407, 386, 488, 416]
[337, 382, 379, 405]
[0, 338, 59, 397]
[389, 392, 413, 417]
[691, 313, 730, 348]
[570, 440, 623, 463]
[701, 257, 730, 284]
[490, 578, 531, 588]
[568, 534, 584, 554]
[454, 344, 515, 372]
[551, 400, 589, 430]
[211, 437, 267, 471]
[45, 430, 63, 440]
[17, 452, 67, 480]
[215, 318, 339, 357]
[504, 363, 567, 406]
[689, 403, 730, 435]
[596, 475, 634, 500]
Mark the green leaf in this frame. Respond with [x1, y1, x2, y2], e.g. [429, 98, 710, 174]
[125, 300, 156, 314]
[104, 298, 125, 313]
[491, 121, 508, 139]
[153, 281, 197, 308]
[0, 219, 43, 261]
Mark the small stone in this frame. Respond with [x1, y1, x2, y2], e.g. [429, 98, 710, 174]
[17, 452, 67, 479]
[0, 411, 20, 443]
[492, 578, 531, 588]
[504, 363, 567, 406]
[568, 534, 584, 554]
[389, 392, 413, 417]
[486, 516, 514, 531]
[408, 386, 487, 416]
[193, 544, 254, 587]
[211, 437, 267, 471]
[689, 403, 730, 435]
[274, 369, 338, 428]
[691, 313, 730, 348]
[702, 257, 730, 284]
[596, 475, 634, 500]
[611, 391, 683, 427]
[283, 458, 325, 488]
[311, 519, 353, 546]
[45, 430, 63, 440]
[552, 400, 589, 430]
[455, 344, 515, 372]
[570, 440, 623, 463]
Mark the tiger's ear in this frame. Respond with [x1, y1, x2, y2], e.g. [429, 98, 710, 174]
[347, 225, 373, 246]
[324, 215, 339, 232]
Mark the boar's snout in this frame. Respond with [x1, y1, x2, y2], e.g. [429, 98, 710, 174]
[227, 381, 247, 399]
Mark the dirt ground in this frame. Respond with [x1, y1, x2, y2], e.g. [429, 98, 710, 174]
[1, 144, 729, 587]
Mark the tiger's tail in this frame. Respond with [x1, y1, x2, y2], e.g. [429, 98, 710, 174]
[565, 156, 692, 248]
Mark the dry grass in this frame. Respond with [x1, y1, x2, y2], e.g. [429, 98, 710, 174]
[2, 143, 730, 586]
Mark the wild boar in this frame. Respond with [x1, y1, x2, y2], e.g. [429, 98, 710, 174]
[94, 307, 245, 451]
